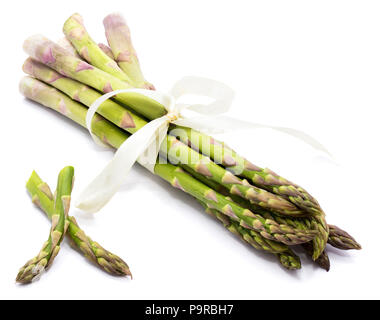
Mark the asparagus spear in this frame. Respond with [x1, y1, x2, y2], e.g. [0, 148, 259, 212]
[328, 225, 361, 250]
[23, 58, 306, 218]
[198, 201, 301, 270]
[26, 171, 132, 276]
[23, 35, 166, 120]
[16, 166, 74, 283]
[20, 77, 316, 246]
[63, 13, 133, 84]
[103, 13, 154, 89]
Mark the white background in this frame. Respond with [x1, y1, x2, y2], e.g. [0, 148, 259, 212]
[1, 0, 379, 299]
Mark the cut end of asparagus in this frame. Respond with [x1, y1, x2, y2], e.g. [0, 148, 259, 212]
[23, 34, 84, 75]
[103, 12, 132, 65]
[63, 13, 85, 39]
[103, 12, 126, 31]
[23, 35, 62, 65]
[23, 34, 46, 59]
[63, 13, 85, 42]
[22, 57, 34, 75]
[19, 76, 39, 96]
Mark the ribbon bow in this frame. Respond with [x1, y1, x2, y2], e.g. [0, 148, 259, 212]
[76, 76, 330, 213]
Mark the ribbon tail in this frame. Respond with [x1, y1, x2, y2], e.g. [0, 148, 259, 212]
[173, 115, 331, 157]
[268, 126, 332, 157]
[170, 76, 235, 115]
[75, 117, 169, 213]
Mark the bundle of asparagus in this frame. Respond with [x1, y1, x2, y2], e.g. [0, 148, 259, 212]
[19, 12, 360, 272]
[17, 167, 131, 284]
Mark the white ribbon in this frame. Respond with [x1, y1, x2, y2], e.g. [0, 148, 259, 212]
[76, 76, 330, 213]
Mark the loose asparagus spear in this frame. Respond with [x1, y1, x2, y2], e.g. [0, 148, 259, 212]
[63, 13, 133, 84]
[23, 58, 305, 218]
[20, 77, 316, 246]
[26, 171, 132, 276]
[23, 35, 166, 120]
[328, 225, 361, 250]
[16, 166, 74, 283]
[103, 13, 154, 89]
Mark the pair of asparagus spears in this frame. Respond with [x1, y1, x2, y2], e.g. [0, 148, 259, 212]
[17, 168, 132, 283]
[19, 12, 360, 273]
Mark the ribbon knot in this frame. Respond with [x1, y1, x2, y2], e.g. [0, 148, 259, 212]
[76, 76, 331, 213]
[166, 111, 180, 122]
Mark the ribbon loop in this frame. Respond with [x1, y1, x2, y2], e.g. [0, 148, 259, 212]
[171, 76, 235, 115]
[76, 76, 330, 213]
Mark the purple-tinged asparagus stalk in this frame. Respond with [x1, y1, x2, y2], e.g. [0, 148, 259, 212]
[103, 13, 154, 90]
